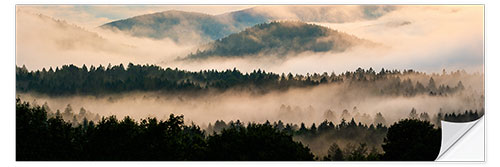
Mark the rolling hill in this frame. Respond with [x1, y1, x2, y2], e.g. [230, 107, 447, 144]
[99, 6, 396, 42]
[100, 10, 242, 42]
[184, 21, 375, 59]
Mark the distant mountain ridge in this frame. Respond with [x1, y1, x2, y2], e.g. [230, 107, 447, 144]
[99, 6, 396, 42]
[184, 21, 375, 59]
[100, 10, 241, 42]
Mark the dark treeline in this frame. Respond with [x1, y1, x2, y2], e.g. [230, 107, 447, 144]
[16, 98, 313, 160]
[208, 118, 387, 138]
[206, 118, 388, 160]
[295, 119, 388, 160]
[319, 116, 442, 161]
[17, 63, 466, 96]
[17, 98, 442, 161]
[405, 107, 484, 127]
[16, 64, 312, 95]
[443, 110, 483, 122]
[429, 109, 484, 127]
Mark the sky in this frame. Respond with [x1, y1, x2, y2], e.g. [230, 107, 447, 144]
[17, 5, 254, 28]
[15, 5, 484, 74]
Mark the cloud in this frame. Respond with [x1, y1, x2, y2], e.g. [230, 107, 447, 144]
[170, 5, 483, 74]
[16, 5, 484, 74]
[311, 5, 484, 73]
[248, 5, 397, 23]
[16, 9, 196, 70]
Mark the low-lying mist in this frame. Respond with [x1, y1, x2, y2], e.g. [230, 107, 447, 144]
[15, 9, 197, 70]
[16, 67, 484, 158]
[17, 72, 483, 128]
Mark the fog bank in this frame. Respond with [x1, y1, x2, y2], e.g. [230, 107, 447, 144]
[17, 73, 483, 128]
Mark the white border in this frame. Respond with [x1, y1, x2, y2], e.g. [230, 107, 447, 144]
[3, 0, 499, 167]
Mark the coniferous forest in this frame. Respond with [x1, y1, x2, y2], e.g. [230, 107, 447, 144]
[17, 98, 447, 161]
[16, 63, 471, 96]
[16, 64, 484, 161]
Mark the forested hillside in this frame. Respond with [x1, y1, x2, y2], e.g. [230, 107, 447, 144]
[100, 10, 240, 42]
[16, 64, 468, 96]
[17, 98, 446, 161]
[99, 6, 396, 42]
[186, 21, 373, 59]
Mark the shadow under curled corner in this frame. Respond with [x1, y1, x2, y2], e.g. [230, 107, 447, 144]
[435, 116, 485, 161]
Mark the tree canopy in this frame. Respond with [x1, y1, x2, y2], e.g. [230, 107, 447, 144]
[16, 98, 315, 161]
[17, 64, 467, 97]
[382, 119, 441, 161]
[186, 21, 370, 59]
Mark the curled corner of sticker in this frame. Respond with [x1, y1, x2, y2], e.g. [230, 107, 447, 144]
[436, 116, 485, 161]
